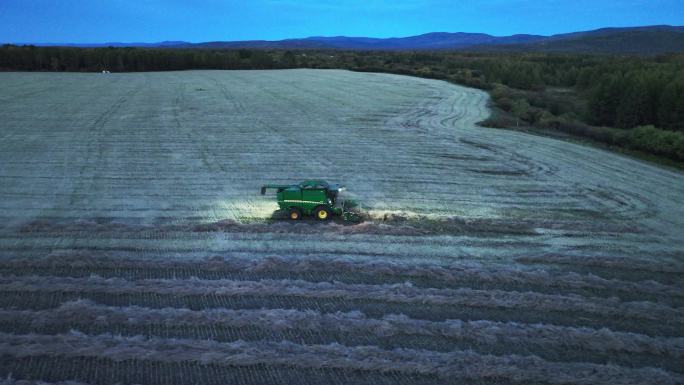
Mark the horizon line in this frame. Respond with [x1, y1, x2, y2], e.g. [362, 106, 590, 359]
[3, 24, 681, 46]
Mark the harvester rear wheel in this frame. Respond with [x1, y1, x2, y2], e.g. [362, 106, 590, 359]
[288, 207, 302, 220]
[314, 206, 332, 221]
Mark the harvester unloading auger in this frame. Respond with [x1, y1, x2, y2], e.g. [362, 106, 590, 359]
[260, 180, 359, 221]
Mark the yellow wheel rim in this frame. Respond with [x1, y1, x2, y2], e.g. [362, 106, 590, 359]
[317, 210, 328, 219]
[290, 211, 299, 219]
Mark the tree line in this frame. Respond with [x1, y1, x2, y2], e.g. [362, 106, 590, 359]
[1, 45, 683, 162]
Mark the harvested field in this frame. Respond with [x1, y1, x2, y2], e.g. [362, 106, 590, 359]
[0, 69, 683, 385]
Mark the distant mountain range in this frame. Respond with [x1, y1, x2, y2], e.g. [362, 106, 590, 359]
[24, 25, 684, 54]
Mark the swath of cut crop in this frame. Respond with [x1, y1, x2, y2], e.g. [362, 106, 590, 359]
[1, 275, 681, 325]
[1, 254, 682, 307]
[1, 275, 682, 337]
[0, 301, 681, 363]
[1, 332, 682, 385]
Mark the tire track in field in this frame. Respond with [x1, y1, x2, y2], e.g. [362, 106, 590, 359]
[67, 76, 149, 209]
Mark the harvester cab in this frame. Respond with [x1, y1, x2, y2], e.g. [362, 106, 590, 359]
[260, 180, 349, 221]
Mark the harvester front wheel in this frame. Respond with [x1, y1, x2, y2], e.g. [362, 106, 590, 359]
[314, 206, 332, 221]
[288, 207, 302, 220]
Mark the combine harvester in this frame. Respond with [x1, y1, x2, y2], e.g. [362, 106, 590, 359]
[261, 180, 359, 221]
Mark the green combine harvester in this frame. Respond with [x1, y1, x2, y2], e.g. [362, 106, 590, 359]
[260, 180, 354, 221]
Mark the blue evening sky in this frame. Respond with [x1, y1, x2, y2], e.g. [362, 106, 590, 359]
[1, 0, 683, 44]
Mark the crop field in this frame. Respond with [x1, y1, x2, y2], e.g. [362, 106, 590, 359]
[0, 69, 683, 385]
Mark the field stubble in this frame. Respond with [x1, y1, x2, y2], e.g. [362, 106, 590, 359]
[0, 70, 683, 384]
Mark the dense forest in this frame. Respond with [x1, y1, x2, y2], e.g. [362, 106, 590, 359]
[1, 45, 683, 162]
